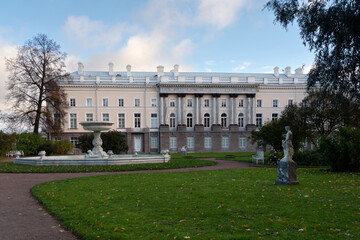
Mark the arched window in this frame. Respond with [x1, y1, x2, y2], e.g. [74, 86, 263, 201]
[204, 113, 210, 127]
[187, 113, 193, 127]
[238, 113, 244, 128]
[221, 113, 227, 128]
[169, 113, 176, 128]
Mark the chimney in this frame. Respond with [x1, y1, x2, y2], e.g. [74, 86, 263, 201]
[295, 67, 303, 75]
[78, 62, 84, 75]
[274, 66, 279, 78]
[285, 66, 291, 78]
[126, 65, 132, 77]
[157, 65, 164, 77]
[173, 64, 179, 77]
[108, 62, 114, 76]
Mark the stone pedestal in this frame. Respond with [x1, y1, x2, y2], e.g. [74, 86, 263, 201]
[275, 161, 299, 185]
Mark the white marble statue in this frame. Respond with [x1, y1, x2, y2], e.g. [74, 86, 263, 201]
[281, 126, 294, 162]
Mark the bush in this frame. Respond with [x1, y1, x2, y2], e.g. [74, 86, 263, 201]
[293, 150, 325, 166]
[266, 150, 283, 165]
[38, 140, 58, 156]
[17, 133, 46, 156]
[0, 131, 16, 157]
[54, 140, 74, 154]
[78, 131, 128, 154]
[318, 127, 360, 172]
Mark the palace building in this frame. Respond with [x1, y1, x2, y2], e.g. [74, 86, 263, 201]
[54, 63, 308, 153]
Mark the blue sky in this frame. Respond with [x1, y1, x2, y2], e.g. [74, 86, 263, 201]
[0, 0, 315, 106]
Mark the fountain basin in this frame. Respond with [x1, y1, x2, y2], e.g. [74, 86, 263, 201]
[14, 154, 170, 166]
[80, 121, 113, 132]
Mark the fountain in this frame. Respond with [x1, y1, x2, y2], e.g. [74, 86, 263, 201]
[14, 121, 170, 166]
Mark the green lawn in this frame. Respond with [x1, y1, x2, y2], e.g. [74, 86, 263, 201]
[32, 168, 360, 239]
[0, 156, 216, 173]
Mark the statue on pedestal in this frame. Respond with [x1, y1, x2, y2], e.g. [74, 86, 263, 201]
[281, 126, 294, 162]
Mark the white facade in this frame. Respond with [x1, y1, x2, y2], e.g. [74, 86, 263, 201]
[56, 63, 307, 153]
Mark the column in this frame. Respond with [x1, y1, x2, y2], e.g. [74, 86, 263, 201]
[246, 95, 251, 125]
[251, 95, 255, 125]
[164, 95, 168, 125]
[177, 94, 181, 125]
[234, 97, 238, 125]
[217, 95, 220, 124]
[212, 94, 217, 125]
[229, 95, 233, 125]
[182, 95, 186, 125]
[199, 95, 203, 125]
[160, 94, 164, 125]
[195, 95, 199, 125]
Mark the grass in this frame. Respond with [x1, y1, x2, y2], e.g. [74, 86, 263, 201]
[32, 168, 360, 239]
[0, 155, 216, 173]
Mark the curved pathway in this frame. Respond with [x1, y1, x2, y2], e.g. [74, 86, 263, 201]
[0, 158, 254, 240]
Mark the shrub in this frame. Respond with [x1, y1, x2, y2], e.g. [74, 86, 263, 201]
[0, 131, 16, 156]
[78, 131, 128, 154]
[293, 150, 325, 166]
[16, 133, 46, 156]
[54, 140, 74, 154]
[38, 140, 58, 156]
[318, 127, 360, 172]
[266, 150, 283, 165]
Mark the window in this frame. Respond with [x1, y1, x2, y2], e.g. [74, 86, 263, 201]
[272, 113, 279, 121]
[288, 99, 294, 106]
[204, 137, 212, 149]
[150, 113, 158, 128]
[204, 113, 210, 127]
[221, 113, 227, 128]
[118, 98, 124, 107]
[86, 113, 94, 121]
[238, 113, 244, 128]
[151, 99, 157, 107]
[187, 113, 193, 127]
[187, 98, 193, 107]
[239, 136, 246, 149]
[134, 113, 141, 128]
[69, 113, 77, 129]
[238, 99, 244, 107]
[103, 98, 109, 107]
[170, 113, 176, 128]
[86, 98, 93, 107]
[169, 99, 176, 107]
[272, 99, 278, 108]
[135, 98, 140, 107]
[53, 113, 61, 126]
[102, 113, 110, 121]
[221, 99, 227, 107]
[170, 136, 177, 149]
[256, 113, 263, 128]
[222, 136, 229, 149]
[150, 136, 158, 149]
[70, 98, 76, 107]
[118, 113, 125, 128]
[187, 136, 195, 149]
[70, 137, 79, 147]
[256, 99, 262, 108]
[204, 99, 210, 107]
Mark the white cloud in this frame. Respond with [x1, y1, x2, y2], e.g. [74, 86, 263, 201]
[303, 64, 315, 74]
[205, 60, 215, 66]
[233, 61, 252, 71]
[65, 54, 82, 73]
[0, 37, 17, 110]
[172, 39, 193, 59]
[196, 0, 249, 29]
[63, 16, 126, 50]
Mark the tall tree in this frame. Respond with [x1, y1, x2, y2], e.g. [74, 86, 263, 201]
[265, 0, 360, 103]
[5, 34, 69, 134]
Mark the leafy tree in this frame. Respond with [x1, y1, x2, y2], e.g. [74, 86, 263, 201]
[0, 131, 16, 156]
[4, 34, 69, 134]
[78, 131, 128, 154]
[251, 120, 285, 151]
[265, 0, 360, 103]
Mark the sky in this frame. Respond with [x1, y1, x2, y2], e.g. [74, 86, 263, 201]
[0, 0, 315, 111]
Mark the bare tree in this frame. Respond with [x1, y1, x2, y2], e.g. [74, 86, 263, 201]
[4, 34, 69, 134]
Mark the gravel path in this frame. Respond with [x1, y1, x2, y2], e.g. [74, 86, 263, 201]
[0, 158, 254, 240]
